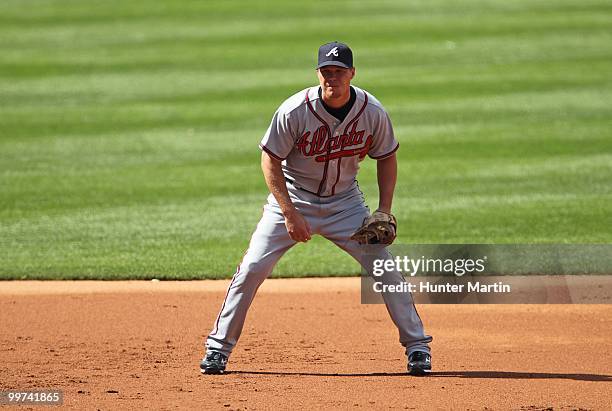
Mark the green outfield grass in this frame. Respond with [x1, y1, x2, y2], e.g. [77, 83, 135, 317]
[1, 0, 611, 279]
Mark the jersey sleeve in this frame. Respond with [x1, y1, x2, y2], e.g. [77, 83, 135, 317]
[368, 110, 399, 160]
[259, 109, 295, 161]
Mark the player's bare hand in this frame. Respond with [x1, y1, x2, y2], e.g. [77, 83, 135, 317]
[283, 209, 312, 243]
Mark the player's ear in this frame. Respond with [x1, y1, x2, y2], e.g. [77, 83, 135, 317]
[350, 67, 356, 79]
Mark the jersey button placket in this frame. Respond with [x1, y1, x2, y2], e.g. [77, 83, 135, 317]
[326, 127, 340, 194]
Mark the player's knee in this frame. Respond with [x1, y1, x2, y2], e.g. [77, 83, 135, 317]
[239, 260, 273, 282]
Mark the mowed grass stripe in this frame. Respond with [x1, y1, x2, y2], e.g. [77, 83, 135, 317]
[1, 0, 611, 278]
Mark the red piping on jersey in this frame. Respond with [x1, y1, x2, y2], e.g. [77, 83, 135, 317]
[330, 93, 369, 195]
[305, 90, 333, 196]
[260, 144, 285, 161]
[370, 142, 399, 159]
[343, 93, 369, 137]
[331, 158, 342, 195]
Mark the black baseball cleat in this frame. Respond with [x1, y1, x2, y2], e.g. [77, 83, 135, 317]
[407, 351, 431, 376]
[200, 351, 228, 375]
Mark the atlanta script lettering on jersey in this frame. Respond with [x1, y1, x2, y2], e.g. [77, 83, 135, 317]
[259, 85, 399, 196]
[295, 120, 373, 163]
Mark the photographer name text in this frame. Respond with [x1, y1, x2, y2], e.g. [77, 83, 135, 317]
[373, 281, 511, 294]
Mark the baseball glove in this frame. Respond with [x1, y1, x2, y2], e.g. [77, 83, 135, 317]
[350, 210, 397, 245]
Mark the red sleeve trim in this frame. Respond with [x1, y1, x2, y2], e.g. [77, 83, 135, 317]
[259, 144, 285, 161]
[369, 142, 399, 160]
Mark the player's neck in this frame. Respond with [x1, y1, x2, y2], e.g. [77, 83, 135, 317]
[321, 87, 351, 109]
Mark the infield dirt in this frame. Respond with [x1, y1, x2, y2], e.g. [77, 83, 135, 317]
[1, 279, 611, 410]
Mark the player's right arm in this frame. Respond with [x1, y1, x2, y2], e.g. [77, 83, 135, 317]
[261, 152, 312, 243]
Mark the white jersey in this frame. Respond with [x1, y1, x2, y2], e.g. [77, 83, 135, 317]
[260, 85, 399, 197]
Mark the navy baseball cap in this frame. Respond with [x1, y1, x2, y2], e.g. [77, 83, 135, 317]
[317, 41, 353, 69]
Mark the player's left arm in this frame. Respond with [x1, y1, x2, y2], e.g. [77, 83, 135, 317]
[376, 153, 397, 214]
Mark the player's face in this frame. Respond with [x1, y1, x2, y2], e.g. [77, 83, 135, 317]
[317, 66, 355, 100]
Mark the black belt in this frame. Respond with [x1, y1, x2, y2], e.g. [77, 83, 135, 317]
[284, 177, 328, 197]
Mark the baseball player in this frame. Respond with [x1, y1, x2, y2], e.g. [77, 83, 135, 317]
[201, 41, 432, 375]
